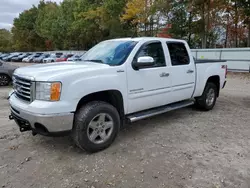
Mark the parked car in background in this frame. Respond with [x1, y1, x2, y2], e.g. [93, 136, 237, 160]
[0, 53, 10, 60]
[27, 53, 43, 63]
[0, 60, 18, 86]
[67, 53, 86, 61]
[43, 53, 62, 63]
[3, 53, 21, 62]
[56, 54, 73, 62]
[33, 54, 50, 63]
[22, 54, 34, 63]
[11, 53, 32, 62]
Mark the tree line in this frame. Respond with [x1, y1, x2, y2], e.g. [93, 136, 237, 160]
[0, 0, 250, 52]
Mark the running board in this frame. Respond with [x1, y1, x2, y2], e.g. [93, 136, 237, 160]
[127, 100, 194, 123]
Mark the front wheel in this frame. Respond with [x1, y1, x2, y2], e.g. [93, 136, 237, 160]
[72, 101, 120, 153]
[195, 82, 218, 111]
[0, 74, 10, 86]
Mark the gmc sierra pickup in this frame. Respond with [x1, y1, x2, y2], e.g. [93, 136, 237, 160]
[9, 37, 227, 152]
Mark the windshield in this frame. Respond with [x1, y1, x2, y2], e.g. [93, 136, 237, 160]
[81, 40, 138, 66]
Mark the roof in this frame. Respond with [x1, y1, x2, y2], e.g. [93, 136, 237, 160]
[108, 37, 186, 43]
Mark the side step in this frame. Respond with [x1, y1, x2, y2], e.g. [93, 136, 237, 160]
[127, 100, 194, 123]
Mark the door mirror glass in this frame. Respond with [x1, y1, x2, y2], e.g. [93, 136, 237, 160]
[134, 56, 154, 69]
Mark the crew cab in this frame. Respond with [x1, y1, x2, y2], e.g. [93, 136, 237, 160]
[8, 37, 227, 152]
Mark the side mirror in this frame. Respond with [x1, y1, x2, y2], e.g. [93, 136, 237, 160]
[133, 56, 154, 70]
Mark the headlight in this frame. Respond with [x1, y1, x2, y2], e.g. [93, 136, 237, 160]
[35, 82, 61, 101]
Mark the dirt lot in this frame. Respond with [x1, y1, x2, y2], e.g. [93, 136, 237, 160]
[0, 69, 250, 188]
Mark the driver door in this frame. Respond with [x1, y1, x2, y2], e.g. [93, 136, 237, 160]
[127, 41, 172, 114]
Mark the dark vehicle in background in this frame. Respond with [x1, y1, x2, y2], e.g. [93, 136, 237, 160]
[11, 53, 24, 62]
[11, 53, 32, 62]
[0, 60, 18, 86]
[56, 54, 73, 62]
[33, 54, 50, 63]
[2, 53, 21, 62]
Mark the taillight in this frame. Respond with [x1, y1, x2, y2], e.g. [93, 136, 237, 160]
[222, 65, 227, 78]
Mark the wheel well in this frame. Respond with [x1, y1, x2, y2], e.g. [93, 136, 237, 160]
[207, 75, 220, 97]
[76, 90, 124, 117]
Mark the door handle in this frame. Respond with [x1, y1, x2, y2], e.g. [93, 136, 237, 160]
[187, 70, 194, 74]
[160, 72, 170, 77]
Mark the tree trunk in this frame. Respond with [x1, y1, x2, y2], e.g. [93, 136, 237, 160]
[234, 1, 238, 47]
[225, 14, 229, 48]
[188, 12, 192, 44]
[248, 21, 250, 47]
[207, 0, 210, 48]
[201, 1, 206, 48]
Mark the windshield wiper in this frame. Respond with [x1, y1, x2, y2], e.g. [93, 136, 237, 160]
[83, 59, 104, 64]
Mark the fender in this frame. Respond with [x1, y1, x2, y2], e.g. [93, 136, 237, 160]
[62, 65, 128, 113]
[194, 63, 224, 97]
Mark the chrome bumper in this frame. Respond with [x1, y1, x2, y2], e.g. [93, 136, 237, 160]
[10, 105, 74, 134]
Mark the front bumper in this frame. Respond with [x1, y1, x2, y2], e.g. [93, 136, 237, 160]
[9, 95, 74, 136]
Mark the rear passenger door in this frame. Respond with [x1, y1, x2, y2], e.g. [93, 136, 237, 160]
[166, 42, 195, 102]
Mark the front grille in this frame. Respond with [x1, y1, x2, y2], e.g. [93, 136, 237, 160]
[13, 76, 32, 102]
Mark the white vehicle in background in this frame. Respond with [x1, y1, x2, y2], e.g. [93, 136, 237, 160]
[22, 54, 34, 62]
[9, 37, 227, 153]
[43, 53, 62, 63]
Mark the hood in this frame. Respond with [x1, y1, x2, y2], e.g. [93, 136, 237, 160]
[14, 61, 109, 81]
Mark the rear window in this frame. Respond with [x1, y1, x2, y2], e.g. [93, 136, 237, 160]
[167, 42, 190, 66]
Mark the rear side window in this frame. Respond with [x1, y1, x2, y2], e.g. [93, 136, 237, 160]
[167, 42, 190, 66]
[134, 42, 166, 68]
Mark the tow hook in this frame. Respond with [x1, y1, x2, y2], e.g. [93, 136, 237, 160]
[9, 115, 14, 120]
[32, 131, 37, 136]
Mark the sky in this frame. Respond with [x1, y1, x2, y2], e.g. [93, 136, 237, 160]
[0, 0, 62, 30]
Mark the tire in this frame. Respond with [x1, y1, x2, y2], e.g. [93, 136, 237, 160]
[72, 101, 120, 153]
[0, 74, 11, 86]
[195, 82, 218, 111]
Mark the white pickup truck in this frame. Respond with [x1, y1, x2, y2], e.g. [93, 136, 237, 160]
[9, 37, 227, 152]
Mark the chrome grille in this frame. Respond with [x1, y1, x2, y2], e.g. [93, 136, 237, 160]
[13, 76, 32, 102]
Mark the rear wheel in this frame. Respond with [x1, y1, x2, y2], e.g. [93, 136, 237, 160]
[72, 101, 120, 153]
[195, 82, 218, 111]
[0, 74, 10, 86]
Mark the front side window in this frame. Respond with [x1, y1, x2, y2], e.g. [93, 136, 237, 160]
[167, 42, 190, 66]
[81, 40, 138, 66]
[134, 42, 166, 68]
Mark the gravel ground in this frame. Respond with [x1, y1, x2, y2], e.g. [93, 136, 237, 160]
[0, 69, 250, 188]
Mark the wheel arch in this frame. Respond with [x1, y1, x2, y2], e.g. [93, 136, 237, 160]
[206, 75, 220, 97]
[76, 90, 125, 119]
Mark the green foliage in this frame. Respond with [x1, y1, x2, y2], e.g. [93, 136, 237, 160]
[12, 6, 46, 51]
[0, 29, 12, 52]
[1, 0, 250, 51]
